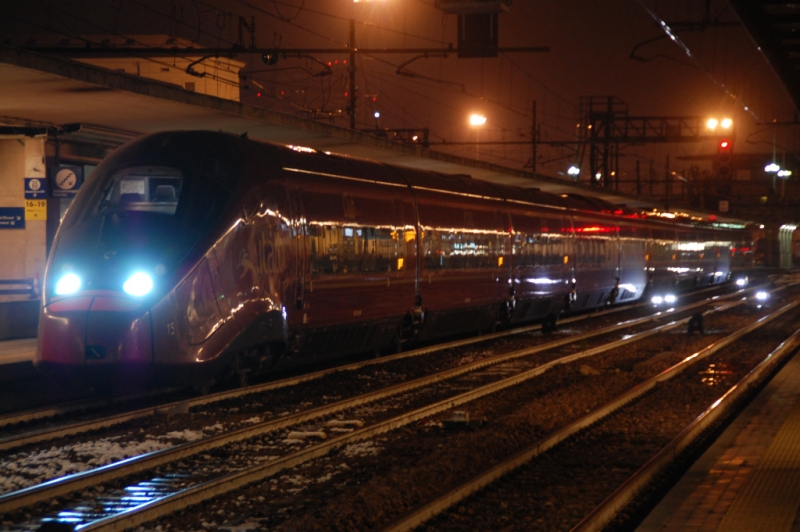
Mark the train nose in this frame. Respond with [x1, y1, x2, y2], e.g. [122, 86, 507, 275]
[38, 295, 153, 366]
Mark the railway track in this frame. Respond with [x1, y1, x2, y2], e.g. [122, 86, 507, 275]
[0, 280, 765, 444]
[0, 283, 792, 531]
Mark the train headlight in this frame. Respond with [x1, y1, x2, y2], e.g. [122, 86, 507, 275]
[651, 295, 663, 305]
[55, 273, 82, 295]
[755, 291, 769, 302]
[123, 272, 154, 297]
[664, 294, 677, 304]
[736, 277, 749, 287]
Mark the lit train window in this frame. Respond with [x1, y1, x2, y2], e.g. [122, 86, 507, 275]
[309, 224, 403, 275]
[422, 230, 501, 270]
[98, 166, 183, 216]
[514, 232, 566, 268]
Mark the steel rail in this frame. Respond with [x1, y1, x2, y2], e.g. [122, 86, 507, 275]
[570, 327, 800, 532]
[29, 300, 771, 531]
[377, 300, 800, 532]
[1, 294, 725, 513]
[0, 282, 759, 451]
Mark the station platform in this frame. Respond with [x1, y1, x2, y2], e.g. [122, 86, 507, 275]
[637, 349, 800, 531]
[0, 337, 37, 365]
[0, 338, 37, 383]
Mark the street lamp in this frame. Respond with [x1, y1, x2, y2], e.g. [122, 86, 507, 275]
[706, 117, 733, 131]
[567, 165, 580, 179]
[469, 114, 486, 127]
[469, 114, 486, 160]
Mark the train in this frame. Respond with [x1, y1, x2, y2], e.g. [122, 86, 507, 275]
[36, 130, 754, 387]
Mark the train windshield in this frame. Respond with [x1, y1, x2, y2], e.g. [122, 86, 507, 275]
[97, 166, 183, 217]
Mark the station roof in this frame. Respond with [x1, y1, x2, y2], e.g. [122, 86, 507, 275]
[0, 45, 734, 220]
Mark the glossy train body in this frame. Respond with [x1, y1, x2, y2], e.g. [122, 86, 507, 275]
[37, 131, 754, 384]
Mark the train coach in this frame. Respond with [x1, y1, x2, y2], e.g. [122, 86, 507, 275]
[36, 130, 754, 387]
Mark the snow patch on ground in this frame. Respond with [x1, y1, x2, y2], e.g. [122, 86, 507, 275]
[342, 441, 381, 457]
[0, 424, 233, 495]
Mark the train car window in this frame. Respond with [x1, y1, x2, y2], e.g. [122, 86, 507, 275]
[417, 200, 505, 271]
[97, 166, 183, 217]
[423, 229, 501, 270]
[513, 227, 567, 268]
[308, 224, 404, 275]
[302, 187, 409, 276]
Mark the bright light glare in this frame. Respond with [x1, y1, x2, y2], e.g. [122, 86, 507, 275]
[721, 117, 733, 129]
[664, 294, 677, 304]
[55, 273, 81, 295]
[736, 278, 748, 287]
[756, 291, 769, 301]
[706, 118, 718, 130]
[651, 295, 663, 305]
[567, 165, 580, 176]
[765, 163, 781, 173]
[123, 272, 154, 297]
[469, 114, 486, 126]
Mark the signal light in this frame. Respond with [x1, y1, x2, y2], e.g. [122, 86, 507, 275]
[262, 50, 279, 65]
[716, 138, 733, 179]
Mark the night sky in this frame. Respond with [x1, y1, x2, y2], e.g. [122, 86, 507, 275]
[1, 0, 796, 186]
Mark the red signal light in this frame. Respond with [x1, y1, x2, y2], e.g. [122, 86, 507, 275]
[256, 92, 262, 97]
[719, 139, 731, 150]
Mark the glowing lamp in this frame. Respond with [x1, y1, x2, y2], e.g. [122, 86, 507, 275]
[55, 273, 81, 295]
[469, 114, 487, 126]
[123, 272, 154, 297]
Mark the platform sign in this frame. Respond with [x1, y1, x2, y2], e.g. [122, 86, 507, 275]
[50, 165, 83, 198]
[0, 207, 25, 229]
[25, 200, 47, 221]
[24, 177, 47, 199]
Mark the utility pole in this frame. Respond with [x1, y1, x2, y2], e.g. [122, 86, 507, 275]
[349, 19, 357, 130]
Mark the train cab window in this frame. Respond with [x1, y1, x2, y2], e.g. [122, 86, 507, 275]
[98, 166, 183, 216]
[309, 224, 404, 275]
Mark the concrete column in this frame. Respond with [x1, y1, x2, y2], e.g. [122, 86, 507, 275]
[0, 137, 47, 299]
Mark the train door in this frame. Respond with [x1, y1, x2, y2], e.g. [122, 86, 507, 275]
[647, 226, 678, 292]
[570, 214, 618, 311]
[617, 221, 648, 303]
[288, 186, 306, 327]
[507, 209, 572, 322]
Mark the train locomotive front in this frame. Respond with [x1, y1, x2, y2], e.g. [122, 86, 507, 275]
[37, 131, 291, 386]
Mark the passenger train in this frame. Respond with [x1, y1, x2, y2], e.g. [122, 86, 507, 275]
[37, 131, 754, 386]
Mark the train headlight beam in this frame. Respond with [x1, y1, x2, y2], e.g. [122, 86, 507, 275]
[123, 272, 154, 297]
[55, 273, 82, 295]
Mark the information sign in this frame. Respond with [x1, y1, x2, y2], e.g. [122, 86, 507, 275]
[50, 165, 83, 198]
[25, 178, 48, 199]
[25, 200, 47, 221]
[0, 207, 25, 229]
